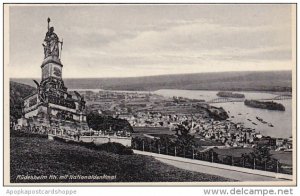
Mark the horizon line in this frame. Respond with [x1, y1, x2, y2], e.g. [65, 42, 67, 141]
[10, 69, 292, 80]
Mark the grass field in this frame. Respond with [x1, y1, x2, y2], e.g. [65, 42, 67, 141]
[10, 135, 234, 183]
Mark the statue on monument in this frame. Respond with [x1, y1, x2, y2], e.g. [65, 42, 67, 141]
[42, 18, 63, 59]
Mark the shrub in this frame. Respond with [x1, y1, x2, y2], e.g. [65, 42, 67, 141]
[95, 142, 133, 155]
[54, 136, 133, 155]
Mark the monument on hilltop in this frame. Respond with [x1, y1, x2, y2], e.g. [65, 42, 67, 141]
[18, 18, 89, 133]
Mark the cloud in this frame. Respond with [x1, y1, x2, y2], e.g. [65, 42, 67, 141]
[8, 5, 294, 78]
[69, 20, 291, 68]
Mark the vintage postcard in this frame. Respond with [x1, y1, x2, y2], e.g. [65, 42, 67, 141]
[3, 3, 297, 186]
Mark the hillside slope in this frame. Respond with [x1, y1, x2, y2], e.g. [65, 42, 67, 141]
[10, 81, 36, 122]
[10, 135, 234, 182]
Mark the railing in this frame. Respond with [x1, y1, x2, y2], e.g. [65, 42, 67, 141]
[14, 125, 80, 140]
[14, 125, 292, 175]
[132, 139, 292, 175]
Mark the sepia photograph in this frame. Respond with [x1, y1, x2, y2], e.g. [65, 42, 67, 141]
[3, 3, 296, 186]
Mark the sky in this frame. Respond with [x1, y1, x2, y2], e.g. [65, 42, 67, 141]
[8, 4, 294, 78]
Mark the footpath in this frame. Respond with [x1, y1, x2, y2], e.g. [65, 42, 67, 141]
[133, 150, 292, 182]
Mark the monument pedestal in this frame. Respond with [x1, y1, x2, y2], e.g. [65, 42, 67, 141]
[18, 18, 88, 134]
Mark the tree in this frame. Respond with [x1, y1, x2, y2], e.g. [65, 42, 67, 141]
[242, 147, 280, 172]
[10, 81, 36, 123]
[87, 111, 133, 132]
[173, 121, 196, 157]
[247, 147, 272, 165]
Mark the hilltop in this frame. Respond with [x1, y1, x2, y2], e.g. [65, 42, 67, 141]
[12, 70, 292, 92]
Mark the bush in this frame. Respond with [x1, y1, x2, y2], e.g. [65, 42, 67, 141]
[53, 136, 133, 155]
[95, 142, 133, 155]
[78, 141, 134, 155]
[87, 111, 133, 132]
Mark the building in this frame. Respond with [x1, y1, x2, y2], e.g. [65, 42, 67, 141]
[18, 18, 88, 133]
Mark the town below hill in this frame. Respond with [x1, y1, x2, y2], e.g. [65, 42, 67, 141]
[10, 80, 293, 175]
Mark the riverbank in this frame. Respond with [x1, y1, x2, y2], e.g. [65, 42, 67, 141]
[211, 100, 291, 138]
[217, 91, 245, 98]
[244, 100, 285, 111]
[150, 89, 292, 139]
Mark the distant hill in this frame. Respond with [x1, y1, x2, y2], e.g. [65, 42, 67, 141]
[11, 70, 292, 92]
[10, 81, 36, 122]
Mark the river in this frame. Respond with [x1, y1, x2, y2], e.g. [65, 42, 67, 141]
[154, 89, 292, 138]
[71, 88, 292, 138]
